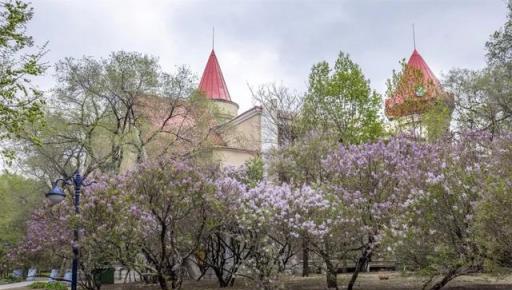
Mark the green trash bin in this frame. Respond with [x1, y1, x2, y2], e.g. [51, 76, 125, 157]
[100, 267, 115, 284]
[93, 267, 115, 285]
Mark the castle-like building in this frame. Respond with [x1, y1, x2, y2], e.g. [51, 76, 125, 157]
[198, 49, 275, 167]
[204, 46, 450, 165]
[195, 47, 447, 168]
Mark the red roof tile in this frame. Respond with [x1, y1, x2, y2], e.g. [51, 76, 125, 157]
[407, 49, 439, 86]
[198, 50, 231, 101]
[384, 49, 443, 118]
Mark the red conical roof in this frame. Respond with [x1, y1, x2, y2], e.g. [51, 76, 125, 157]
[407, 49, 439, 86]
[385, 49, 444, 119]
[199, 50, 231, 101]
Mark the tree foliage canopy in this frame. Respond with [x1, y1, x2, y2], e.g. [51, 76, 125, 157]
[0, 1, 45, 150]
[300, 52, 383, 144]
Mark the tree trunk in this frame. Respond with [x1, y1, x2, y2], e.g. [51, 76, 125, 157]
[425, 269, 459, 290]
[169, 267, 183, 290]
[58, 258, 68, 277]
[110, 143, 123, 173]
[302, 237, 310, 277]
[218, 279, 229, 288]
[347, 239, 374, 290]
[157, 274, 168, 290]
[325, 260, 338, 290]
[94, 280, 102, 290]
[347, 256, 366, 290]
[171, 276, 182, 290]
[213, 267, 229, 288]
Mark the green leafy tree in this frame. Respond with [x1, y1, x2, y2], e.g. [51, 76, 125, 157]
[445, 1, 512, 135]
[0, 1, 45, 150]
[475, 135, 512, 270]
[422, 100, 452, 141]
[486, 0, 512, 68]
[242, 156, 264, 188]
[284, 52, 384, 278]
[0, 173, 42, 243]
[268, 132, 333, 186]
[483, 0, 512, 131]
[16, 52, 215, 181]
[300, 52, 383, 144]
[0, 173, 42, 276]
[444, 68, 509, 135]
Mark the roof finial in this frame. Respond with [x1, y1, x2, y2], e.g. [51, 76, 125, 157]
[412, 23, 416, 50]
[212, 26, 215, 50]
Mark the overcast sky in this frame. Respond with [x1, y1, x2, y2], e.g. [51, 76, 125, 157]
[29, 0, 507, 112]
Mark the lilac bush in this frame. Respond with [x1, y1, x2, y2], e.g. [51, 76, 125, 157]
[13, 159, 215, 290]
[389, 132, 511, 290]
[122, 159, 216, 290]
[214, 178, 292, 290]
[213, 171, 333, 290]
[475, 133, 512, 269]
[11, 132, 512, 290]
[317, 136, 436, 290]
[12, 174, 135, 290]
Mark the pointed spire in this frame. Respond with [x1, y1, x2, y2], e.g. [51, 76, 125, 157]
[199, 49, 231, 101]
[407, 49, 439, 86]
[384, 48, 443, 119]
[412, 24, 416, 50]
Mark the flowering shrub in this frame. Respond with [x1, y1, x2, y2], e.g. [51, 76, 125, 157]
[11, 132, 512, 290]
[475, 134, 512, 269]
[121, 159, 216, 290]
[12, 173, 134, 290]
[389, 132, 512, 290]
[315, 137, 435, 290]
[13, 159, 216, 290]
[213, 178, 292, 290]
[213, 169, 333, 290]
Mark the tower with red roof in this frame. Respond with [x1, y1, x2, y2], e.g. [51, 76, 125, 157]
[385, 49, 445, 119]
[198, 49, 239, 121]
[197, 48, 270, 167]
[384, 48, 453, 139]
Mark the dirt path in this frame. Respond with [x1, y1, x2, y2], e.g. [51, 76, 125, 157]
[7, 272, 512, 290]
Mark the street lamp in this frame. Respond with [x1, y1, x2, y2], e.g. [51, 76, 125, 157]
[46, 184, 65, 205]
[46, 170, 91, 290]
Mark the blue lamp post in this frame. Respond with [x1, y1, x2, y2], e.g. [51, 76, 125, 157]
[46, 170, 90, 290]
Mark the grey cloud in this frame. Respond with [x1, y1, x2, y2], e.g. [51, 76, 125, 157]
[29, 0, 506, 111]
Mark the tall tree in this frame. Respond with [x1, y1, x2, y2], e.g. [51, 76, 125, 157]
[16, 52, 214, 181]
[289, 53, 384, 277]
[444, 68, 509, 135]
[250, 84, 303, 146]
[486, 0, 512, 68]
[0, 173, 42, 277]
[300, 52, 383, 144]
[484, 0, 512, 131]
[0, 1, 46, 155]
[446, 1, 512, 135]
